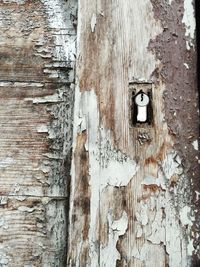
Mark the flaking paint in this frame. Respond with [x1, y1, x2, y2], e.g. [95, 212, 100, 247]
[68, 0, 199, 265]
[0, 0, 77, 265]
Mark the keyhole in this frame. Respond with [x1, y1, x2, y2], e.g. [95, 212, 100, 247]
[130, 87, 153, 126]
[137, 106, 147, 122]
[131, 90, 152, 125]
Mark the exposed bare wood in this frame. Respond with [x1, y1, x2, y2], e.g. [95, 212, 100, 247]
[0, 0, 77, 265]
[68, 0, 199, 266]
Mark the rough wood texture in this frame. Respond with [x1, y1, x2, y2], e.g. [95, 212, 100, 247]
[0, 0, 77, 266]
[67, 0, 199, 266]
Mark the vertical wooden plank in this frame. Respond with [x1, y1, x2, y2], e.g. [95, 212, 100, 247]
[0, 0, 77, 266]
[68, 0, 199, 266]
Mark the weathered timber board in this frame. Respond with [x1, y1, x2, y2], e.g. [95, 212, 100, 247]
[0, 0, 77, 266]
[67, 0, 199, 266]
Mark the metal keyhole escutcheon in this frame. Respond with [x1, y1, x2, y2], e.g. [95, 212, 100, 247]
[135, 92, 149, 122]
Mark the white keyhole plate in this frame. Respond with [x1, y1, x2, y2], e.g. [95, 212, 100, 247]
[135, 93, 149, 107]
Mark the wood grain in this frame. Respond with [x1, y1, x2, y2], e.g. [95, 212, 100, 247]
[68, 0, 199, 266]
[0, 0, 77, 265]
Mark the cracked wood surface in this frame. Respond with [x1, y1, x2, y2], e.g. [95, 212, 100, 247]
[67, 0, 199, 266]
[0, 0, 77, 266]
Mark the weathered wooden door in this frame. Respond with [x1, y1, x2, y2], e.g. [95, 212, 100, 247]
[67, 0, 199, 266]
[0, 0, 76, 266]
[0, 0, 199, 266]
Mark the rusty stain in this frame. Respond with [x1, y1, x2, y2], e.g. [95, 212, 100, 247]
[150, 0, 199, 258]
[155, 142, 172, 162]
[169, 174, 179, 187]
[143, 184, 160, 192]
[145, 141, 171, 165]
[71, 131, 91, 258]
[145, 156, 157, 165]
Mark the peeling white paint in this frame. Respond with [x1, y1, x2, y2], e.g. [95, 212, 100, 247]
[42, 0, 69, 29]
[0, 197, 8, 205]
[41, 197, 51, 205]
[161, 152, 183, 180]
[0, 82, 43, 88]
[183, 63, 189, 69]
[100, 157, 138, 188]
[18, 206, 35, 213]
[77, 115, 87, 133]
[0, 157, 15, 169]
[2, 0, 25, 3]
[192, 140, 198, 151]
[69, 88, 138, 266]
[132, 243, 165, 266]
[91, 14, 97, 33]
[77, 89, 138, 259]
[180, 206, 194, 226]
[101, 212, 128, 266]
[133, 151, 194, 266]
[187, 239, 195, 256]
[195, 191, 200, 201]
[135, 191, 191, 266]
[36, 125, 49, 133]
[182, 0, 196, 49]
[0, 254, 9, 266]
[136, 203, 149, 226]
[69, 88, 100, 267]
[15, 196, 27, 202]
[111, 212, 128, 235]
[99, 127, 138, 189]
[40, 164, 51, 174]
[147, 206, 165, 245]
[0, 218, 5, 228]
[83, 90, 100, 267]
[40, 0, 77, 71]
[26, 93, 61, 104]
[136, 224, 143, 238]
